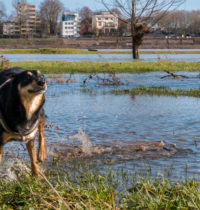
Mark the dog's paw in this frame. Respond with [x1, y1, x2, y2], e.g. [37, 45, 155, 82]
[38, 149, 46, 162]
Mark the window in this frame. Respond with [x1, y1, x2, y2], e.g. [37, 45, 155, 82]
[105, 17, 108, 20]
[98, 22, 102, 26]
[98, 17, 101, 20]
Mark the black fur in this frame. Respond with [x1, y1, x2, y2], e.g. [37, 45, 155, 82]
[0, 67, 46, 145]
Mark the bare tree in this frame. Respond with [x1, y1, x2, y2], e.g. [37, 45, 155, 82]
[80, 7, 93, 35]
[0, 1, 6, 22]
[100, 0, 185, 59]
[158, 10, 200, 35]
[40, 0, 63, 35]
[80, 7, 93, 20]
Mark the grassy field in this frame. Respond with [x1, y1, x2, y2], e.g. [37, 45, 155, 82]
[0, 167, 199, 209]
[10, 61, 200, 74]
[1, 48, 200, 54]
[110, 86, 200, 98]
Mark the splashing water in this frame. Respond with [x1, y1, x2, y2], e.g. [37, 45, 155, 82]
[0, 158, 31, 181]
[69, 129, 92, 155]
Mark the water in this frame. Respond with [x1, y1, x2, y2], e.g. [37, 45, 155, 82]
[45, 87, 200, 179]
[47, 72, 200, 91]
[1, 53, 200, 62]
[1, 72, 200, 180]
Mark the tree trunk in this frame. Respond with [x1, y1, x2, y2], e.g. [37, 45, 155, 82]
[131, 0, 139, 59]
[132, 35, 139, 59]
[49, 22, 55, 35]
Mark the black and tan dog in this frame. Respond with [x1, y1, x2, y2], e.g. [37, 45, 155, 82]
[0, 67, 47, 175]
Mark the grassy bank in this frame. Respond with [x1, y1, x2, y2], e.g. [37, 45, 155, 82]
[0, 168, 199, 209]
[110, 86, 200, 98]
[1, 48, 200, 54]
[10, 61, 200, 74]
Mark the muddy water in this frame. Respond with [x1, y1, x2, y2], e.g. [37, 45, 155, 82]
[2, 73, 200, 180]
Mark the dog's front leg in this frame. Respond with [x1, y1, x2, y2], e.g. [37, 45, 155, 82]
[38, 114, 46, 162]
[26, 140, 39, 176]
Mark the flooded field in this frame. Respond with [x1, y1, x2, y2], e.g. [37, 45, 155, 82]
[2, 72, 200, 180]
[2, 53, 200, 62]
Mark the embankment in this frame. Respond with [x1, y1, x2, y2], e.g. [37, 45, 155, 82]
[0, 37, 200, 49]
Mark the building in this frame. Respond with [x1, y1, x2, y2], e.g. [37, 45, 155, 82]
[92, 12, 118, 35]
[17, 3, 36, 37]
[60, 12, 80, 38]
[1, 22, 18, 36]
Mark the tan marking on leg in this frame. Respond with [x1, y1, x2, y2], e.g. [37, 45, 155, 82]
[38, 115, 46, 162]
[26, 140, 39, 176]
[0, 133, 19, 163]
[3, 132, 20, 142]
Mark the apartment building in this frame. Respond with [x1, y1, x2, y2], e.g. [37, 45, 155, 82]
[92, 12, 118, 35]
[60, 12, 80, 37]
[1, 22, 17, 36]
[17, 3, 36, 36]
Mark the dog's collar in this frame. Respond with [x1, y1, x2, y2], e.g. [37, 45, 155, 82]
[0, 111, 39, 142]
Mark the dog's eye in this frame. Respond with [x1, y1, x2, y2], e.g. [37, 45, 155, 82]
[23, 76, 32, 83]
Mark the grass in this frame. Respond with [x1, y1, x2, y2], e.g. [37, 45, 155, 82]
[0, 167, 199, 209]
[110, 86, 200, 98]
[1, 48, 200, 54]
[10, 61, 200, 74]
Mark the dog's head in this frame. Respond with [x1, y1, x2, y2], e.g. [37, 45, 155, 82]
[15, 70, 47, 96]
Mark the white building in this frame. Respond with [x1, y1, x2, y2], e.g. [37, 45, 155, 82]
[2, 22, 17, 35]
[60, 12, 80, 38]
[92, 12, 118, 35]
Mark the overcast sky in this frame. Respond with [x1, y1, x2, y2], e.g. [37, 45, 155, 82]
[2, 0, 200, 16]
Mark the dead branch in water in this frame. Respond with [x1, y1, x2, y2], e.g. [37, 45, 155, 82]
[161, 70, 189, 79]
[83, 72, 123, 86]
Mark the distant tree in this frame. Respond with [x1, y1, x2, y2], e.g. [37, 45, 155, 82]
[0, 1, 6, 22]
[158, 10, 200, 35]
[80, 7, 93, 20]
[100, 0, 185, 59]
[12, 0, 28, 25]
[40, 0, 63, 35]
[80, 7, 93, 35]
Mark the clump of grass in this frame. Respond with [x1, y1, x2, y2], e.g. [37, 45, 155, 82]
[10, 61, 200, 74]
[110, 86, 200, 98]
[0, 166, 199, 209]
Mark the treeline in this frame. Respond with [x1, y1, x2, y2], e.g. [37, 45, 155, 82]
[0, 0, 200, 37]
[158, 10, 200, 35]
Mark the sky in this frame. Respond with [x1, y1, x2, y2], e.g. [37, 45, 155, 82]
[1, 0, 200, 16]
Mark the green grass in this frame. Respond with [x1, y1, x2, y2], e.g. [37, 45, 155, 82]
[0, 168, 199, 209]
[1, 48, 200, 54]
[10, 61, 200, 74]
[110, 86, 200, 98]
